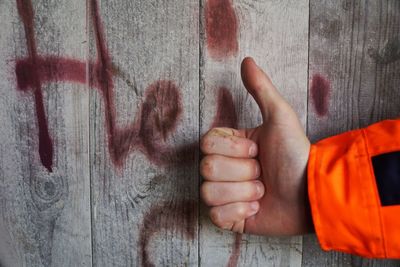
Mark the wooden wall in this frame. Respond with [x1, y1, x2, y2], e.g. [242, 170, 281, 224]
[0, 0, 399, 266]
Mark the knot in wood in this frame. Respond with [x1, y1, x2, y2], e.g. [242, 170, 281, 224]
[31, 175, 66, 211]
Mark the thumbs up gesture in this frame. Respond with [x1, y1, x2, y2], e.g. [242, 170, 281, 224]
[200, 57, 313, 235]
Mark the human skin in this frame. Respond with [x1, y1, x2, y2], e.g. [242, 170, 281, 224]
[200, 57, 313, 235]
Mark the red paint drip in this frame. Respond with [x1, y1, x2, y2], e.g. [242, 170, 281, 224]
[310, 74, 330, 117]
[211, 87, 238, 128]
[16, 0, 53, 172]
[205, 0, 238, 60]
[139, 200, 197, 267]
[227, 233, 242, 267]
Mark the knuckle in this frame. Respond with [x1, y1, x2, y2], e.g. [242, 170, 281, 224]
[250, 160, 260, 178]
[200, 135, 214, 153]
[209, 127, 221, 135]
[229, 138, 241, 152]
[200, 182, 214, 205]
[210, 127, 228, 134]
[200, 127, 224, 152]
[200, 156, 215, 179]
[246, 182, 261, 199]
[209, 208, 223, 227]
[236, 205, 247, 217]
[210, 127, 231, 138]
[253, 181, 264, 198]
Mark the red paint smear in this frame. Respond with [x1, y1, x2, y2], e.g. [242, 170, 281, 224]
[135, 81, 182, 164]
[310, 74, 330, 117]
[211, 87, 238, 129]
[205, 0, 238, 60]
[16, 0, 53, 172]
[104, 80, 182, 167]
[15, 0, 184, 169]
[139, 200, 197, 267]
[227, 233, 242, 267]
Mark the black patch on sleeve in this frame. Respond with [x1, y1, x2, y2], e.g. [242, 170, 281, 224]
[372, 151, 400, 206]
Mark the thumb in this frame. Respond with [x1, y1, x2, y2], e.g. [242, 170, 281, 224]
[241, 57, 288, 122]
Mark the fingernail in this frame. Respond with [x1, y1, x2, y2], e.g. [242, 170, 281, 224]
[255, 182, 264, 197]
[249, 144, 257, 157]
[254, 163, 260, 178]
[250, 201, 259, 212]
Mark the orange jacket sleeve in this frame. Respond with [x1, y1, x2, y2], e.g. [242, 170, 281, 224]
[308, 119, 400, 258]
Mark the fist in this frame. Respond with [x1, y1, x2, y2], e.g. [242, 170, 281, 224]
[200, 57, 313, 236]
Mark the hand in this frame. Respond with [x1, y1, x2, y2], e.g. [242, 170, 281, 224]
[200, 57, 313, 235]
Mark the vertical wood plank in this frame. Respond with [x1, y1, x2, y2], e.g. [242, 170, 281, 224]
[0, 0, 91, 266]
[305, 0, 400, 266]
[89, 0, 199, 266]
[200, 0, 309, 266]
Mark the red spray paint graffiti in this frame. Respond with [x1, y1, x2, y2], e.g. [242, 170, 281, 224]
[15, 0, 242, 265]
[15, 0, 184, 171]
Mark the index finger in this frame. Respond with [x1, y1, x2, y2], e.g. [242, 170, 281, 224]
[200, 127, 258, 158]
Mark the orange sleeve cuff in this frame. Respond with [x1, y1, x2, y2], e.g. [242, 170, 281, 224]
[308, 119, 400, 258]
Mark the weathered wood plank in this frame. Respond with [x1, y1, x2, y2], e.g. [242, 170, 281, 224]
[305, 0, 400, 266]
[199, 0, 309, 266]
[88, 0, 199, 266]
[0, 0, 91, 266]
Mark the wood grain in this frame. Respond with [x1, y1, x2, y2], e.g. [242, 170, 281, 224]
[199, 0, 309, 266]
[88, 0, 199, 266]
[0, 0, 91, 266]
[305, 0, 400, 266]
[1, 1, 400, 266]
